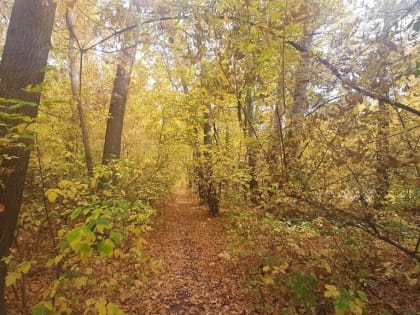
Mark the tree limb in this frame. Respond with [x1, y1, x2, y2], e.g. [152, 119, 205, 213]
[287, 41, 420, 116]
[286, 191, 420, 261]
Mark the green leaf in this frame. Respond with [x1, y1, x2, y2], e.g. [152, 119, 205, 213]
[66, 228, 82, 247]
[42, 99, 66, 108]
[357, 290, 368, 302]
[31, 301, 55, 315]
[95, 217, 111, 233]
[97, 239, 115, 257]
[107, 302, 126, 315]
[19, 133, 35, 140]
[110, 231, 123, 243]
[18, 261, 32, 273]
[70, 208, 83, 220]
[78, 243, 92, 257]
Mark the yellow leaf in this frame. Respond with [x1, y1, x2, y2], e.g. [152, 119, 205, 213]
[103, 189, 112, 197]
[408, 277, 417, 286]
[322, 260, 332, 273]
[54, 254, 64, 265]
[46, 190, 58, 202]
[56, 296, 71, 313]
[129, 227, 141, 235]
[349, 301, 363, 315]
[324, 284, 340, 298]
[74, 276, 87, 290]
[49, 279, 60, 298]
[57, 2, 67, 16]
[107, 302, 126, 315]
[136, 237, 147, 249]
[262, 275, 274, 285]
[114, 249, 124, 258]
[95, 298, 107, 315]
[262, 266, 271, 272]
[5, 272, 21, 286]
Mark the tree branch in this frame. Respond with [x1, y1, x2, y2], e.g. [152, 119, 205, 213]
[83, 15, 187, 52]
[286, 192, 420, 261]
[287, 41, 420, 116]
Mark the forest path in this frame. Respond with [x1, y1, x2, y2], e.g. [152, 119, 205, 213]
[134, 189, 252, 314]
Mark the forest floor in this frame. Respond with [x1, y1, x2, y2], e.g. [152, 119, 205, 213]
[6, 189, 419, 314]
[132, 189, 253, 314]
[5, 189, 255, 315]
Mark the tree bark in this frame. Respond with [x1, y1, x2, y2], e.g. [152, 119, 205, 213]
[203, 110, 219, 216]
[285, 30, 313, 179]
[374, 101, 390, 209]
[102, 40, 137, 166]
[245, 88, 258, 203]
[0, 0, 56, 313]
[373, 17, 393, 209]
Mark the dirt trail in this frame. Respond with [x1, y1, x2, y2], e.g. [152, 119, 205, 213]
[135, 189, 252, 314]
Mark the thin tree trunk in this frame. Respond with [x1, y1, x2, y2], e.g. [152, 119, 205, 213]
[245, 88, 258, 203]
[373, 17, 392, 209]
[374, 101, 390, 209]
[193, 139, 206, 202]
[66, 8, 94, 177]
[0, 0, 56, 313]
[203, 110, 219, 216]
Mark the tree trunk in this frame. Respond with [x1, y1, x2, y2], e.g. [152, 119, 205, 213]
[102, 41, 136, 166]
[203, 110, 219, 216]
[0, 0, 56, 313]
[66, 8, 94, 177]
[193, 145, 206, 202]
[286, 31, 313, 179]
[373, 17, 392, 209]
[245, 88, 259, 203]
[374, 101, 390, 209]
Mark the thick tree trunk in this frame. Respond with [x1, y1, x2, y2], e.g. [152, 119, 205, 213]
[102, 42, 136, 165]
[286, 32, 313, 177]
[66, 8, 94, 177]
[0, 0, 56, 313]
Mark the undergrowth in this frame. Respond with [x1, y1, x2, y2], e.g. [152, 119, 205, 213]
[5, 160, 167, 314]
[226, 205, 419, 314]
